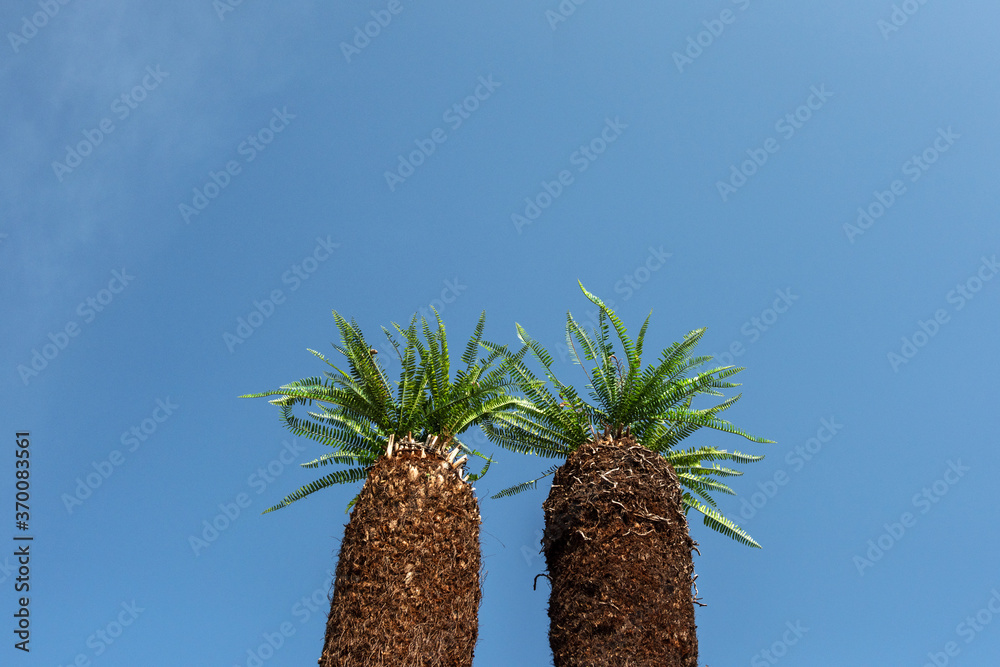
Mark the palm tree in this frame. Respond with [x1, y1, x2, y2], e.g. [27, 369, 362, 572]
[483, 284, 772, 667]
[242, 310, 521, 667]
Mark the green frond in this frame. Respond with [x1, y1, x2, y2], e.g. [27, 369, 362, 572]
[676, 472, 737, 497]
[484, 283, 770, 550]
[279, 404, 382, 455]
[246, 308, 532, 512]
[579, 280, 638, 373]
[301, 451, 376, 469]
[680, 480, 720, 509]
[447, 395, 524, 436]
[663, 446, 765, 468]
[518, 323, 556, 369]
[490, 464, 562, 499]
[238, 375, 328, 402]
[682, 495, 761, 548]
[457, 445, 495, 482]
[461, 311, 486, 368]
[261, 466, 371, 514]
[676, 463, 744, 478]
[634, 312, 651, 367]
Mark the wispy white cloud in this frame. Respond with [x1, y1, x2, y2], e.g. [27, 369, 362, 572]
[1, 0, 324, 330]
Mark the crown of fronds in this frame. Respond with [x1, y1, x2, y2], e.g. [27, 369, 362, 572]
[483, 283, 773, 548]
[242, 309, 524, 513]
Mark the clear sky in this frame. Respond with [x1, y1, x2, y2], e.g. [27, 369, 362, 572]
[2, 1, 999, 665]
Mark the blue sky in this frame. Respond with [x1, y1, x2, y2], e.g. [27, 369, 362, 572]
[2, 1, 999, 665]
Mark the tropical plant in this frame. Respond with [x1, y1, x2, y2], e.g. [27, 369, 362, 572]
[242, 309, 522, 667]
[482, 284, 772, 667]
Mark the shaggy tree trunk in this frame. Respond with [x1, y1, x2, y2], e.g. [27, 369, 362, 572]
[318, 438, 482, 666]
[542, 434, 699, 666]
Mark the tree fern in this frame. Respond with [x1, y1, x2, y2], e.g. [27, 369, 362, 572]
[484, 282, 773, 547]
[242, 309, 521, 512]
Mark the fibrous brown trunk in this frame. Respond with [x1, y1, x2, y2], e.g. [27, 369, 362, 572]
[318, 437, 481, 666]
[542, 434, 698, 666]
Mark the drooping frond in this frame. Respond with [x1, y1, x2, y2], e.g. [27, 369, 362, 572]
[262, 467, 371, 514]
[490, 464, 562, 499]
[675, 473, 737, 499]
[681, 494, 761, 549]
